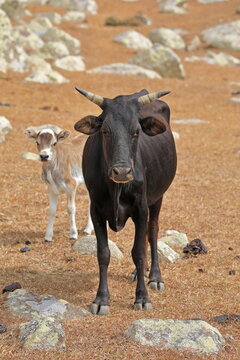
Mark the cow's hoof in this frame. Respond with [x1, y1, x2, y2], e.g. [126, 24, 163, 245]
[90, 303, 109, 315]
[44, 239, 52, 243]
[69, 237, 77, 241]
[134, 302, 153, 311]
[148, 281, 164, 291]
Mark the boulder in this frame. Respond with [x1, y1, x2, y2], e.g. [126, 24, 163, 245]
[41, 27, 81, 54]
[73, 235, 124, 260]
[114, 30, 152, 50]
[39, 42, 70, 60]
[54, 55, 85, 71]
[158, 0, 188, 14]
[0, 116, 12, 142]
[186, 35, 201, 51]
[5, 289, 90, 320]
[185, 51, 240, 66]
[25, 69, 69, 84]
[47, 0, 98, 14]
[1, 0, 28, 19]
[38, 12, 62, 25]
[125, 319, 225, 355]
[19, 317, 65, 350]
[87, 63, 161, 78]
[201, 20, 240, 51]
[0, 9, 12, 44]
[28, 16, 53, 37]
[148, 28, 185, 49]
[13, 26, 44, 52]
[128, 44, 185, 78]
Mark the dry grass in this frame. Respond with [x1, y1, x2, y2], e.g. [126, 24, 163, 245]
[0, 0, 240, 359]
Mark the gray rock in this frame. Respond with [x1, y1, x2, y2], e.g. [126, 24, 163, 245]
[41, 27, 81, 54]
[0, 116, 12, 142]
[28, 16, 53, 37]
[202, 21, 240, 51]
[21, 152, 40, 161]
[148, 28, 185, 49]
[54, 55, 85, 71]
[159, 230, 188, 247]
[172, 119, 206, 124]
[125, 319, 225, 355]
[47, 0, 98, 14]
[1, 0, 28, 19]
[19, 317, 65, 350]
[114, 30, 152, 51]
[6, 289, 90, 320]
[156, 241, 180, 263]
[62, 11, 86, 21]
[39, 41, 70, 60]
[128, 44, 185, 79]
[73, 235, 124, 260]
[185, 51, 240, 66]
[87, 63, 161, 79]
[158, 0, 188, 14]
[38, 12, 62, 25]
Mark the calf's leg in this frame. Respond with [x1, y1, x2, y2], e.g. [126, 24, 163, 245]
[45, 188, 58, 242]
[66, 187, 78, 240]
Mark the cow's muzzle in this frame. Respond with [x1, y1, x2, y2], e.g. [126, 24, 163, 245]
[110, 166, 134, 183]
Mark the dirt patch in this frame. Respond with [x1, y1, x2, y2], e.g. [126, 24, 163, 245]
[0, 0, 240, 359]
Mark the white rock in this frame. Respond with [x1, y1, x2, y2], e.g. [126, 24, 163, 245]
[148, 28, 185, 50]
[41, 27, 81, 54]
[73, 235, 124, 260]
[202, 20, 240, 51]
[230, 97, 240, 103]
[24, 69, 69, 84]
[87, 63, 161, 79]
[62, 11, 86, 21]
[38, 12, 62, 24]
[186, 36, 201, 51]
[185, 51, 240, 66]
[28, 16, 53, 36]
[1, 0, 28, 19]
[27, 55, 52, 72]
[55, 55, 85, 71]
[173, 119, 206, 124]
[39, 42, 70, 60]
[157, 241, 180, 263]
[159, 230, 188, 247]
[0, 116, 12, 142]
[21, 152, 40, 161]
[114, 30, 152, 51]
[0, 57, 7, 73]
[47, 0, 98, 14]
[158, 0, 188, 14]
[128, 44, 185, 79]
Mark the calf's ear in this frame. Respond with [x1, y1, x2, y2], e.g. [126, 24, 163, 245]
[140, 116, 166, 136]
[57, 130, 70, 142]
[74, 115, 102, 135]
[24, 128, 38, 141]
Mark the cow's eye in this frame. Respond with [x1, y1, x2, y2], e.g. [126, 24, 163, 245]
[102, 129, 110, 136]
[53, 142, 57, 146]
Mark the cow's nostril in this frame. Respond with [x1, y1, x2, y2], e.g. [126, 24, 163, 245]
[40, 154, 49, 161]
[112, 167, 120, 175]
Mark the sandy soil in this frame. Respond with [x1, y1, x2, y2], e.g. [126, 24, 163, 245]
[0, 0, 239, 359]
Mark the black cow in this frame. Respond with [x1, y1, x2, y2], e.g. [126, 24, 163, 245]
[74, 89, 177, 315]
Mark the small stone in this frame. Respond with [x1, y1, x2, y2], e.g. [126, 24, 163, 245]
[0, 324, 7, 333]
[2, 282, 22, 294]
[156, 241, 180, 263]
[198, 268, 205, 273]
[211, 314, 240, 325]
[20, 247, 31, 253]
[21, 152, 40, 161]
[25, 240, 32, 245]
[228, 270, 236, 275]
[228, 247, 233, 251]
[183, 238, 208, 255]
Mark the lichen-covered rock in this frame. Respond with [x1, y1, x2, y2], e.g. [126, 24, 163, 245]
[19, 317, 65, 350]
[73, 235, 124, 260]
[13, 26, 44, 52]
[1, 0, 28, 19]
[6, 289, 90, 320]
[28, 16, 53, 37]
[54, 55, 85, 71]
[114, 30, 152, 50]
[128, 44, 185, 79]
[87, 63, 161, 78]
[159, 230, 188, 247]
[39, 41, 70, 60]
[38, 12, 62, 25]
[47, 0, 98, 14]
[0, 116, 12, 142]
[0, 9, 12, 43]
[148, 28, 185, 49]
[41, 27, 81, 54]
[201, 21, 240, 51]
[125, 319, 225, 355]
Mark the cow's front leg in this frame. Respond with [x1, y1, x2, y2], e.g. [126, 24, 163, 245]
[90, 206, 110, 315]
[132, 207, 152, 311]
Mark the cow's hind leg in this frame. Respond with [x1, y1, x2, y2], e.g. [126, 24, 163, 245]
[90, 206, 110, 315]
[148, 197, 164, 291]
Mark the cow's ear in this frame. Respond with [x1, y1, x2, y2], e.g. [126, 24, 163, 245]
[140, 117, 166, 136]
[24, 128, 38, 141]
[74, 115, 102, 135]
[57, 130, 70, 142]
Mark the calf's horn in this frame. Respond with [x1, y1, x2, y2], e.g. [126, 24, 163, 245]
[75, 88, 104, 106]
[138, 91, 170, 104]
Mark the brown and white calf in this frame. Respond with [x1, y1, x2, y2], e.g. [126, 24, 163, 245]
[24, 124, 93, 242]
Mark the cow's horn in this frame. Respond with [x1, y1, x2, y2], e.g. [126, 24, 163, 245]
[75, 88, 104, 106]
[138, 91, 171, 104]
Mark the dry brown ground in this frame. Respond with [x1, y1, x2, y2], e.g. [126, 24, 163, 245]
[0, 0, 240, 359]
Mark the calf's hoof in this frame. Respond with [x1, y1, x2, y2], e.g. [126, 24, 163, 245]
[69, 237, 78, 241]
[44, 239, 53, 243]
[90, 303, 109, 315]
[148, 281, 164, 291]
[134, 302, 153, 311]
